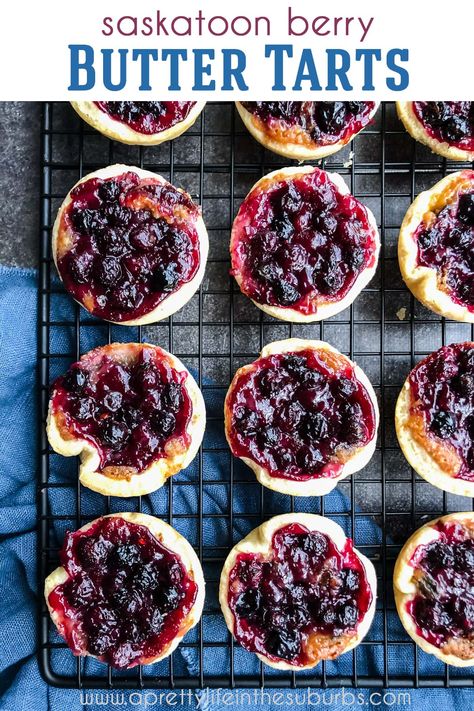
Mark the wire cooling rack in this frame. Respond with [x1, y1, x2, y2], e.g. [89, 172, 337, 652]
[38, 102, 474, 689]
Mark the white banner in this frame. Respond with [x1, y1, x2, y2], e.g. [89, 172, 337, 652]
[0, 0, 472, 99]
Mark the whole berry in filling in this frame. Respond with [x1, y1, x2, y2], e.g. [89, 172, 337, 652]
[415, 186, 474, 310]
[48, 516, 197, 668]
[408, 343, 474, 481]
[407, 521, 474, 651]
[227, 350, 376, 481]
[228, 523, 372, 665]
[413, 102, 474, 151]
[51, 347, 192, 475]
[231, 169, 377, 314]
[241, 101, 375, 146]
[95, 102, 196, 135]
[57, 171, 200, 322]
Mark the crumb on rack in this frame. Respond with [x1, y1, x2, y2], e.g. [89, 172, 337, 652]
[343, 151, 354, 168]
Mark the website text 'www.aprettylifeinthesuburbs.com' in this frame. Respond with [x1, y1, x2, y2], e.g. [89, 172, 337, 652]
[80, 687, 412, 708]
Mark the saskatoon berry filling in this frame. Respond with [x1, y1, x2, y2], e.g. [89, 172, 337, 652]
[228, 523, 372, 665]
[241, 101, 375, 146]
[412, 102, 474, 152]
[51, 347, 192, 476]
[57, 171, 200, 322]
[227, 350, 376, 481]
[407, 521, 474, 651]
[408, 343, 474, 481]
[231, 169, 377, 313]
[48, 516, 197, 668]
[95, 102, 196, 135]
[414, 186, 474, 310]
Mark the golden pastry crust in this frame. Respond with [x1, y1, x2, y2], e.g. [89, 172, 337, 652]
[394, 512, 474, 667]
[398, 170, 474, 323]
[219, 513, 377, 670]
[397, 102, 474, 162]
[395, 349, 474, 498]
[46, 342, 206, 497]
[71, 102, 206, 146]
[236, 102, 379, 161]
[230, 166, 380, 323]
[44, 512, 205, 666]
[52, 164, 209, 326]
[224, 339, 379, 497]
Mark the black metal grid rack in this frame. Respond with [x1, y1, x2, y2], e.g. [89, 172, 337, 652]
[39, 102, 474, 689]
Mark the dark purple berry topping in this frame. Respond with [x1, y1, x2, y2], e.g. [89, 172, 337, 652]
[95, 102, 196, 135]
[51, 345, 192, 476]
[408, 343, 474, 481]
[407, 520, 474, 651]
[227, 349, 376, 481]
[48, 516, 197, 668]
[228, 522, 372, 665]
[231, 168, 378, 314]
[57, 171, 200, 322]
[415, 177, 474, 312]
[413, 102, 474, 151]
[241, 101, 376, 146]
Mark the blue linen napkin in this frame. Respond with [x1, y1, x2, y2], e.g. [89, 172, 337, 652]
[0, 264, 472, 710]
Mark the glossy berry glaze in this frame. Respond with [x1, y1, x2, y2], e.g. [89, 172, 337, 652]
[414, 183, 474, 311]
[56, 171, 200, 322]
[95, 102, 196, 135]
[408, 343, 474, 481]
[51, 346, 192, 476]
[241, 102, 375, 146]
[412, 102, 474, 152]
[231, 169, 377, 314]
[228, 523, 372, 665]
[407, 520, 474, 651]
[48, 516, 197, 668]
[227, 349, 376, 481]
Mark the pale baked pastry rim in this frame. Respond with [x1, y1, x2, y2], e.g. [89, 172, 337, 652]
[395, 344, 474, 499]
[52, 164, 209, 326]
[224, 338, 379, 497]
[230, 165, 380, 323]
[393, 511, 474, 667]
[219, 512, 377, 670]
[398, 169, 474, 324]
[44, 512, 206, 667]
[47, 342, 206, 497]
[71, 101, 206, 146]
[396, 102, 474, 162]
[236, 102, 379, 161]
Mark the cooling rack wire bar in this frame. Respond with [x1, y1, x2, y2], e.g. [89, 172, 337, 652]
[39, 102, 474, 688]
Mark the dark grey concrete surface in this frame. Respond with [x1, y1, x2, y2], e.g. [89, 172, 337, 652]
[0, 102, 42, 268]
[33, 101, 473, 543]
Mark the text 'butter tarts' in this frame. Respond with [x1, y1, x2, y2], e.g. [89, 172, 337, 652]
[45, 513, 205, 669]
[224, 339, 379, 497]
[220, 513, 376, 670]
[47, 343, 205, 497]
[53, 164, 208, 325]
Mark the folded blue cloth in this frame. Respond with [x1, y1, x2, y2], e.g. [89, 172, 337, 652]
[0, 265, 472, 710]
